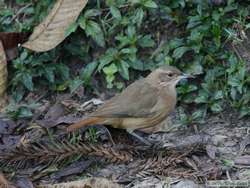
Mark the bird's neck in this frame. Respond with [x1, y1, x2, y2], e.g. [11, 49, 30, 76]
[160, 82, 177, 97]
[164, 84, 177, 100]
[145, 76, 177, 106]
[161, 84, 177, 113]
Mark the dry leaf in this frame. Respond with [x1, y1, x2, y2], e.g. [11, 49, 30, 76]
[0, 172, 9, 187]
[0, 172, 17, 188]
[0, 32, 29, 50]
[0, 41, 8, 110]
[0, 32, 30, 60]
[37, 177, 123, 188]
[22, 0, 88, 52]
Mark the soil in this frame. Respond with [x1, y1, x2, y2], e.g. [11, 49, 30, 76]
[1, 90, 250, 187]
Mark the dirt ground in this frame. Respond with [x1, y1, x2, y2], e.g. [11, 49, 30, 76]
[1, 91, 250, 188]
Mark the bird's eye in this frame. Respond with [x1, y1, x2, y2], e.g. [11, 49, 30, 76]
[168, 72, 174, 77]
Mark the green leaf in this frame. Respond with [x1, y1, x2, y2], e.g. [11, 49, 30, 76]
[120, 47, 137, 54]
[132, 8, 144, 26]
[44, 67, 55, 83]
[103, 64, 118, 88]
[18, 107, 33, 118]
[138, 35, 155, 48]
[240, 106, 250, 118]
[116, 35, 132, 48]
[187, 15, 201, 29]
[12, 87, 25, 102]
[22, 73, 33, 91]
[20, 51, 28, 61]
[98, 48, 117, 71]
[78, 16, 86, 29]
[144, 0, 158, 8]
[178, 84, 198, 94]
[56, 64, 70, 80]
[65, 22, 78, 37]
[192, 109, 205, 120]
[103, 63, 118, 75]
[128, 59, 145, 70]
[245, 23, 250, 29]
[212, 10, 220, 21]
[83, 20, 105, 47]
[228, 76, 241, 87]
[164, 56, 173, 65]
[56, 83, 67, 92]
[230, 88, 237, 100]
[186, 60, 203, 75]
[115, 82, 124, 90]
[118, 60, 130, 80]
[213, 90, 224, 100]
[106, 74, 115, 88]
[221, 159, 234, 167]
[84, 9, 101, 18]
[211, 103, 223, 112]
[178, 0, 186, 7]
[80, 61, 98, 85]
[110, 6, 121, 20]
[172, 46, 190, 59]
[169, 38, 184, 50]
[127, 26, 136, 37]
[129, 0, 141, 5]
[194, 91, 209, 103]
[69, 78, 83, 93]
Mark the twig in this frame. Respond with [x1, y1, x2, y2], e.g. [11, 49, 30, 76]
[10, 3, 32, 23]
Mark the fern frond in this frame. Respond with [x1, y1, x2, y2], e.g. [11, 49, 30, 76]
[0, 140, 133, 170]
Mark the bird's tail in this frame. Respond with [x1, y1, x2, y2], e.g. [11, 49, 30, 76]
[67, 117, 103, 132]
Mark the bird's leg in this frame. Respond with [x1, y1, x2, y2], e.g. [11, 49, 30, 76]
[126, 129, 151, 145]
[102, 126, 115, 146]
[94, 125, 115, 145]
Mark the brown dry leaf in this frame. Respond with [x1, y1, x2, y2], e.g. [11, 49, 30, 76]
[0, 172, 16, 188]
[22, 0, 88, 52]
[0, 32, 29, 50]
[0, 41, 8, 110]
[37, 178, 123, 188]
[50, 160, 94, 180]
[0, 32, 30, 60]
[0, 172, 9, 187]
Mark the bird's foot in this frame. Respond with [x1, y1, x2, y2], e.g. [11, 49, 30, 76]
[92, 125, 115, 145]
[127, 129, 152, 146]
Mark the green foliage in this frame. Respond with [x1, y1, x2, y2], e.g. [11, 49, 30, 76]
[9, 50, 70, 102]
[1, 0, 250, 120]
[4, 100, 40, 119]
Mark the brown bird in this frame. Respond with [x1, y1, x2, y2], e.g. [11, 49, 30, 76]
[67, 65, 192, 143]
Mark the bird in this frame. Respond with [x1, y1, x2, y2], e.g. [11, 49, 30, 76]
[67, 65, 193, 144]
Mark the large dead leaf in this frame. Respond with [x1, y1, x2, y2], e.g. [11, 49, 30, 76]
[22, 0, 88, 52]
[0, 41, 8, 110]
[0, 32, 30, 60]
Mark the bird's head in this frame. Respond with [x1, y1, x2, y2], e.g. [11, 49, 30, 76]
[147, 65, 193, 87]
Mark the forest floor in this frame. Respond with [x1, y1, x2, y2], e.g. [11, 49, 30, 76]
[1, 87, 250, 187]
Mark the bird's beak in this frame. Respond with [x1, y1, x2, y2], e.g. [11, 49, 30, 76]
[178, 73, 194, 80]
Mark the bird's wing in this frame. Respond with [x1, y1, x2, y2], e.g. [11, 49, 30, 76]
[91, 80, 159, 118]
